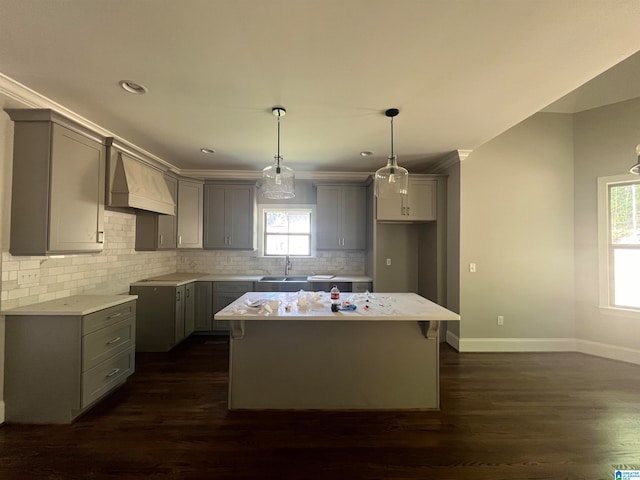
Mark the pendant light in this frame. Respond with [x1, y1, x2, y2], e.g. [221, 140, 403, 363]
[262, 106, 295, 199]
[375, 108, 409, 198]
[631, 144, 640, 175]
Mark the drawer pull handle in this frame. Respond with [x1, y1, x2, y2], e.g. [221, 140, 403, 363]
[106, 336, 121, 345]
[107, 312, 122, 319]
[106, 368, 121, 378]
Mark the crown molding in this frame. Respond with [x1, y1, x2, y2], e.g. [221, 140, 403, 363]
[0, 72, 175, 173]
[429, 149, 473, 173]
[178, 169, 373, 182]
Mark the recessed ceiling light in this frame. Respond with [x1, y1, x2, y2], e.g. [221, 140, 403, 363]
[360, 151, 374, 157]
[200, 148, 216, 154]
[118, 80, 148, 95]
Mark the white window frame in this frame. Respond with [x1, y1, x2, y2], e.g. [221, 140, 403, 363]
[258, 205, 316, 257]
[597, 173, 640, 316]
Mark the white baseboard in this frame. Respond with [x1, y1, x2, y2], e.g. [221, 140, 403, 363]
[0, 400, 4, 425]
[459, 337, 577, 352]
[445, 334, 640, 366]
[576, 339, 640, 365]
[446, 330, 460, 351]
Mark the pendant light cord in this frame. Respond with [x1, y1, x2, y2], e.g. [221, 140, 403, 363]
[390, 116, 394, 158]
[277, 112, 281, 166]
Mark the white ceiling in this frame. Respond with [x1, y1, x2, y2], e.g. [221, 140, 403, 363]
[1, 0, 639, 174]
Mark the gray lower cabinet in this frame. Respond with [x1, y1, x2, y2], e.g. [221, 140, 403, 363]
[135, 173, 178, 250]
[4, 300, 136, 424]
[316, 185, 366, 250]
[212, 281, 253, 333]
[194, 281, 213, 332]
[130, 283, 195, 351]
[5, 108, 107, 255]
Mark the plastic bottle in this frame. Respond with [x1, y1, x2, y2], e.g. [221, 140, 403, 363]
[330, 285, 341, 312]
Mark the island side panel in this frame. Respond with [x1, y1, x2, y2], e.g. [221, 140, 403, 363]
[228, 320, 439, 410]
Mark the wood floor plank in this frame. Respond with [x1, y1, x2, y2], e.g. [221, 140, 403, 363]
[1, 335, 639, 479]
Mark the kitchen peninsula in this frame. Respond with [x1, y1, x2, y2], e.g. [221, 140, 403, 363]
[215, 292, 460, 410]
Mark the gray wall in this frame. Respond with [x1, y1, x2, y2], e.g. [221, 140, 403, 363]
[459, 113, 576, 344]
[573, 97, 640, 349]
[445, 161, 461, 337]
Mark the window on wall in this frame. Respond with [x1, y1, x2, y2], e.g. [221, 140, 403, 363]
[598, 175, 640, 310]
[263, 208, 313, 256]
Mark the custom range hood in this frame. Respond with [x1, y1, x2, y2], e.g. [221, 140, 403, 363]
[107, 140, 176, 216]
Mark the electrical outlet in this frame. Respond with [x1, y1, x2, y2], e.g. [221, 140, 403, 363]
[386, 258, 392, 266]
[18, 270, 40, 285]
[469, 263, 476, 273]
[497, 315, 504, 326]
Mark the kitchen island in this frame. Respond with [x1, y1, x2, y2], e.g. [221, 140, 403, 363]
[214, 292, 460, 410]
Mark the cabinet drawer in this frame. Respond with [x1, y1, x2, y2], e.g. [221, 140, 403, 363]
[81, 346, 134, 408]
[83, 301, 136, 335]
[214, 281, 253, 293]
[82, 317, 135, 371]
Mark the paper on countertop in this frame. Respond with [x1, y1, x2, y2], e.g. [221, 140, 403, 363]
[309, 274, 335, 280]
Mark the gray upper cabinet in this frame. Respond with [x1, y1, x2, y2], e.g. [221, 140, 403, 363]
[135, 174, 178, 250]
[177, 178, 204, 249]
[376, 177, 437, 222]
[203, 183, 256, 250]
[5, 109, 107, 255]
[316, 185, 366, 250]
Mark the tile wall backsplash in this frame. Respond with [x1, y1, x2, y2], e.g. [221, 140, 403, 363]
[1, 210, 367, 311]
[1, 210, 176, 310]
[177, 249, 366, 277]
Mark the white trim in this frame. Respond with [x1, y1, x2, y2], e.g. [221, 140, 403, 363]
[180, 169, 373, 182]
[429, 149, 473, 173]
[598, 306, 640, 319]
[257, 205, 316, 257]
[445, 329, 460, 351]
[458, 337, 577, 352]
[0, 400, 4, 425]
[450, 336, 640, 365]
[596, 173, 640, 309]
[576, 339, 640, 365]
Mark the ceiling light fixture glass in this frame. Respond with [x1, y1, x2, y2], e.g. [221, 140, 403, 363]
[262, 106, 295, 199]
[375, 108, 408, 198]
[631, 144, 640, 175]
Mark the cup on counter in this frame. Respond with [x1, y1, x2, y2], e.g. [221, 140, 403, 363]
[268, 299, 280, 312]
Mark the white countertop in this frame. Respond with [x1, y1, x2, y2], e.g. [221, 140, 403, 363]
[129, 273, 373, 287]
[214, 292, 460, 322]
[2, 294, 138, 316]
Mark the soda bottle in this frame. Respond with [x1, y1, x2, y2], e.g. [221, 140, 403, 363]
[330, 285, 340, 312]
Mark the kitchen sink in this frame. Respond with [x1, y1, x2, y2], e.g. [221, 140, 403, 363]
[259, 276, 309, 282]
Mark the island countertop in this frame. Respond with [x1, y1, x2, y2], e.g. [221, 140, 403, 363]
[214, 291, 460, 322]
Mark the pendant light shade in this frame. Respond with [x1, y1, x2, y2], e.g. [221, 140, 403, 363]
[262, 106, 295, 199]
[631, 144, 640, 175]
[375, 108, 409, 198]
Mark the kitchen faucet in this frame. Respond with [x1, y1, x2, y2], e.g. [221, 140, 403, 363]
[285, 255, 292, 276]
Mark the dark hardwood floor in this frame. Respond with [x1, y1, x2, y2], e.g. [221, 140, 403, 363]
[1, 335, 639, 480]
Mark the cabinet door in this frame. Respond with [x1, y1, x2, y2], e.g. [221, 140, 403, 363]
[212, 282, 252, 333]
[194, 282, 213, 331]
[227, 186, 255, 249]
[406, 180, 436, 221]
[204, 184, 255, 250]
[317, 186, 366, 250]
[340, 187, 366, 249]
[316, 186, 341, 249]
[177, 179, 203, 249]
[157, 175, 178, 249]
[376, 195, 405, 221]
[49, 124, 105, 252]
[184, 282, 195, 336]
[174, 285, 186, 343]
[203, 185, 227, 248]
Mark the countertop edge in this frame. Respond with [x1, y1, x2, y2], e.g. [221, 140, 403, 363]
[2, 294, 138, 316]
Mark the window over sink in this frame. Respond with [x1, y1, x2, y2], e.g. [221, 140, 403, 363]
[260, 206, 315, 256]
